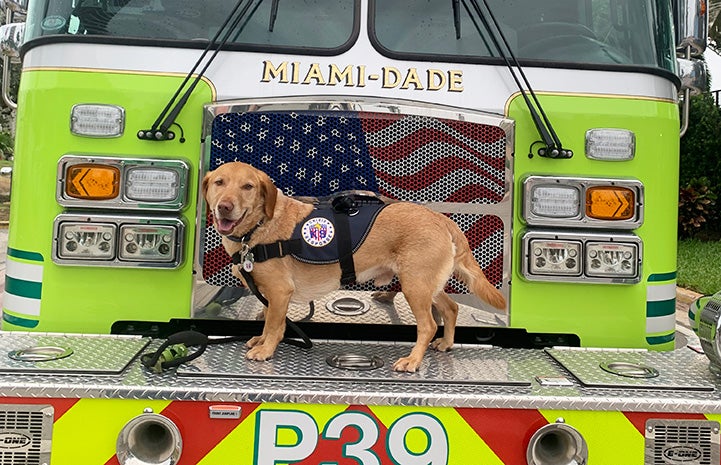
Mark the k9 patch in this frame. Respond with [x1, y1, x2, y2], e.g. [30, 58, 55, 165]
[301, 217, 335, 248]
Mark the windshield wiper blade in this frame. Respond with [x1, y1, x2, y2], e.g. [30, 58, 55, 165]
[462, 0, 572, 159]
[138, 0, 263, 142]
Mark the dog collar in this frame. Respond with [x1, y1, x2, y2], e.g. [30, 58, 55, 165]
[224, 219, 263, 244]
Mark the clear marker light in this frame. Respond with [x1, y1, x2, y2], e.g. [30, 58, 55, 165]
[70, 104, 125, 137]
[530, 185, 581, 218]
[125, 167, 180, 202]
[585, 129, 635, 161]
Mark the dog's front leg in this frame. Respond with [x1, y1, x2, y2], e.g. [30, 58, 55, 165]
[246, 291, 292, 361]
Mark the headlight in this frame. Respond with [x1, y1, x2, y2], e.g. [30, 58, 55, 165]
[522, 230, 642, 284]
[53, 215, 184, 268]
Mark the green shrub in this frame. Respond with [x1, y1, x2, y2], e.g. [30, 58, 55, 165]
[680, 94, 721, 192]
[678, 177, 718, 238]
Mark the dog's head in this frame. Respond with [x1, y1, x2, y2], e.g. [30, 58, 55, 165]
[202, 162, 278, 236]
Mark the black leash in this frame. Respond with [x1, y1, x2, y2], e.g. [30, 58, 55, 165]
[140, 323, 312, 374]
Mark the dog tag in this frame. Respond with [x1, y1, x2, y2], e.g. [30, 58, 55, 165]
[242, 253, 254, 272]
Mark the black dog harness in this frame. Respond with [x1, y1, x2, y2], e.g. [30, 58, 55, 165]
[228, 193, 388, 305]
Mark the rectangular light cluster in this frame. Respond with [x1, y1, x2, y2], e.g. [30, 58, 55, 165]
[57, 155, 189, 211]
[522, 176, 643, 229]
[53, 214, 184, 268]
[522, 230, 642, 284]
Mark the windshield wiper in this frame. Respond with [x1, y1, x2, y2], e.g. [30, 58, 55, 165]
[138, 0, 264, 142]
[461, 0, 572, 159]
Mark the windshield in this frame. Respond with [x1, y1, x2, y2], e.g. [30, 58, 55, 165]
[371, 0, 676, 73]
[24, 0, 675, 73]
[24, 0, 357, 51]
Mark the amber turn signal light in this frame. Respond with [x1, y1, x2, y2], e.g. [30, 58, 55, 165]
[65, 164, 120, 200]
[585, 186, 635, 220]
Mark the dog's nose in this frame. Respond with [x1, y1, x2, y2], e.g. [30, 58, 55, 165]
[216, 200, 233, 215]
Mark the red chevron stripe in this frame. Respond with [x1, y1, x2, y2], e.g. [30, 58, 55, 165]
[456, 408, 548, 465]
[0, 397, 80, 421]
[624, 411, 710, 436]
[104, 401, 260, 465]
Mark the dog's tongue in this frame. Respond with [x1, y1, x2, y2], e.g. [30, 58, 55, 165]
[216, 218, 236, 235]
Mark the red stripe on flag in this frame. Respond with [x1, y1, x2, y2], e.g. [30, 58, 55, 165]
[360, 112, 403, 132]
[374, 158, 502, 195]
[0, 397, 79, 421]
[456, 408, 548, 464]
[623, 412, 710, 436]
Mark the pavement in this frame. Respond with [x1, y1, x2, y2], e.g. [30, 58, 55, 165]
[0, 225, 703, 339]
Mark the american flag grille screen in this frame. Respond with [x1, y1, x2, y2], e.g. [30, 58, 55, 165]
[203, 110, 507, 292]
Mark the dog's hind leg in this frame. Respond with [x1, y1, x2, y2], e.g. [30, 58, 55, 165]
[430, 291, 458, 352]
[393, 284, 438, 373]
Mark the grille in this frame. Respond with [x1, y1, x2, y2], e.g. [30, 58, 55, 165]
[202, 108, 508, 293]
[0, 405, 53, 465]
[645, 419, 720, 465]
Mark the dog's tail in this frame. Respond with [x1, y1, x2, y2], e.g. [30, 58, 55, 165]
[448, 221, 506, 310]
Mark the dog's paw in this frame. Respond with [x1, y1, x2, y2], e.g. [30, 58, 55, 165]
[246, 345, 275, 361]
[392, 356, 422, 373]
[430, 338, 453, 352]
[246, 336, 265, 348]
[371, 291, 397, 304]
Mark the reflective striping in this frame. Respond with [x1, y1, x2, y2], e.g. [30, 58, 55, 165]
[646, 313, 676, 334]
[6, 258, 44, 282]
[540, 409, 645, 464]
[646, 278, 676, 347]
[646, 299, 675, 317]
[3, 293, 42, 316]
[624, 412, 709, 434]
[1, 310, 39, 328]
[7, 398, 721, 464]
[157, 401, 257, 465]
[647, 282, 677, 302]
[3, 256, 44, 325]
[647, 333, 676, 345]
[456, 407, 544, 464]
[7, 247, 44, 262]
[648, 271, 677, 282]
[53, 398, 172, 465]
[5, 276, 42, 299]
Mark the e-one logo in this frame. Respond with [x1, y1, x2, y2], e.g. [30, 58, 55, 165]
[663, 445, 703, 463]
[0, 432, 31, 449]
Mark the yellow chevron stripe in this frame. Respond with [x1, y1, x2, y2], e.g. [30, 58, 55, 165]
[370, 405, 504, 464]
[52, 398, 172, 464]
[539, 410, 643, 465]
[198, 403, 347, 465]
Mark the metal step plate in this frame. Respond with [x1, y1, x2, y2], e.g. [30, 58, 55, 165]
[546, 347, 716, 391]
[176, 340, 558, 386]
[0, 333, 150, 375]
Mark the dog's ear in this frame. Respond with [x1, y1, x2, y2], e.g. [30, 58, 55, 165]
[259, 172, 278, 220]
[201, 171, 212, 215]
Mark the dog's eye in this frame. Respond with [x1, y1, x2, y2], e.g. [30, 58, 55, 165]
[242, 183, 254, 190]
[213, 178, 224, 186]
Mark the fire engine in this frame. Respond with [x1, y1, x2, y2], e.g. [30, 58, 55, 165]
[0, 0, 718, 463]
